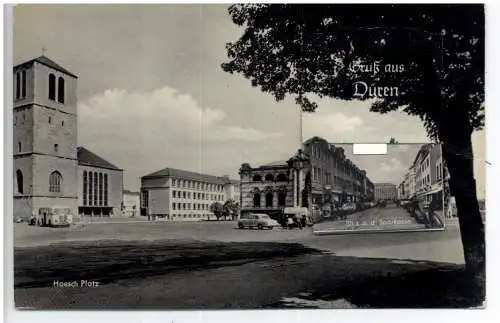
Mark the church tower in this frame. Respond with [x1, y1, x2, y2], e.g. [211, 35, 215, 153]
[13, 56, 78, 220]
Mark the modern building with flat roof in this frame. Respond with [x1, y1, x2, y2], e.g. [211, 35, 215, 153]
[140, 168, 239, 221]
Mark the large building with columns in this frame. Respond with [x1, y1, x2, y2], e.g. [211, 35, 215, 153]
[239, 149, 310, 217]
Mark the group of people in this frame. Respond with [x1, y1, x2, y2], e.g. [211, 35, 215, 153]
[278, 213, 308, 229]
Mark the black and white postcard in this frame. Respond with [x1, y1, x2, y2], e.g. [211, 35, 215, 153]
[7, 3, 487, 312]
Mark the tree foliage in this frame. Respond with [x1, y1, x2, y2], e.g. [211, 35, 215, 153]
[222, 4, 484, 142]
[223, 199, 240, 220]
[389, 137, 398, 144]
[209, 202, 224, 220]
[222, 4, 485, 282]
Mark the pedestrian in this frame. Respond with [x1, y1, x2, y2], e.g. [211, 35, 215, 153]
[300, 214, 307, 228]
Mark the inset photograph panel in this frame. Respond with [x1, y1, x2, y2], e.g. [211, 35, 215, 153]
[312, 143, 446, 234]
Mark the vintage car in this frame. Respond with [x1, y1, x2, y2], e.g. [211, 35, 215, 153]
[31, 207, 73, 228]
[237, 213, 280, 230]
[341, 203, 357, 212]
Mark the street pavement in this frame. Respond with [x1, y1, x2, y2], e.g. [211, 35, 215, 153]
[13, 216, 469, 308]
[14, 213, 464, 264]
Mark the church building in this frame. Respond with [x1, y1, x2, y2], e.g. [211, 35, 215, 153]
[13, 55, 123, 220]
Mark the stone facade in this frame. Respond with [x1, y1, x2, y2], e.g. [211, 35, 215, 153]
[240, 148, 314, 217]
[13, 56, 123, 221]
[13, 56, 78, 220]
[303, 137, 375, 205]
[374, 183, 398, 201]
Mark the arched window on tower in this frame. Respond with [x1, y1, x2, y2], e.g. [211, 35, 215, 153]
[265, 174, 274, 182]
[252, 174, 262, 182]
[265, 192, 273, 207]
[49, 171, 62, 193]
[48, 74, 56, 100]
[58, 77, 65, 103]
[16, 170, 23, 194]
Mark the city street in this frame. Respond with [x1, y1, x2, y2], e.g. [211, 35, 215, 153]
[13, 217, 471, 309]
[314, 204, 428, 234]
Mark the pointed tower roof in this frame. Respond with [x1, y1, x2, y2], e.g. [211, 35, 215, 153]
[14, 55, 78, 78]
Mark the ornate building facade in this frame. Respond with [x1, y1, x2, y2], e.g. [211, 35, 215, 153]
[303, 137, 375, 206]
[239, 149, 310, 218]
[239, 137, 374, 218]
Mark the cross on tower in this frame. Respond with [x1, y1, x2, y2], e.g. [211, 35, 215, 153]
[41, 47, 46, 56]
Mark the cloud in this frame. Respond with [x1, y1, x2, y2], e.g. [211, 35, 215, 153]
[380, 158, 405, 173]
[303, 112, 365, 140]
[79, 86, 281, 144]
[77, 86, 284, 190]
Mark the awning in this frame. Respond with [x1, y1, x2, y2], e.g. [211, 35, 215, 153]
[422, 186, 443, 195]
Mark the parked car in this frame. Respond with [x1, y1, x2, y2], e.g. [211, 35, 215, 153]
[238, 213, 280, 230]
[341, 203, 356, 212]
[32, 207, 73, 228]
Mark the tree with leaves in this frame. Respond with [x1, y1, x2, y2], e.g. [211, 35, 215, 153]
[222, 4, 484, 281]
[209, 202, 224, 221]
[223, 199, 240, 220]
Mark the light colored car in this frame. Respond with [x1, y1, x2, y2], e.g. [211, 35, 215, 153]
[238, 213, 280, 230]
[341, 203, 356, 212]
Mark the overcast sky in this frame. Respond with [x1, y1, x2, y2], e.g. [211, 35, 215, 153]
[12, 4, 486, 199]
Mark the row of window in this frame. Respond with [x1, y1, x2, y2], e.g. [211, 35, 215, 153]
[172, 179, 225, 192]
[251, 173, 288, 182]
[17, 141, 59, 154]
[172, 190, 224, 201]
[253, 192, 287, 208]
[436, 162, 443, 180]
[418, 174, 432, 188]
[14, 72, 66, 104]
[83, 171, 109, 207]
[172, 203, 212, 211]
[310, 144, 364, 179]
[48, 74, 65, 103]
[15, 170, 62, 194]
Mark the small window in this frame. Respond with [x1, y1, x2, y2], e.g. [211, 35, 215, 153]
[18, 142, 22, 152]
[57, 77, 65, 103]
[54, 144, 59, 153]
[16, 170, 24, 194]
[48, 74, 56, 100]
[21, 70, 26, 98]
[15, 72, 20, 99]
[61, 120, 64, 127]
[48, 116, 52, 124]
[14, 116, 17, 126]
